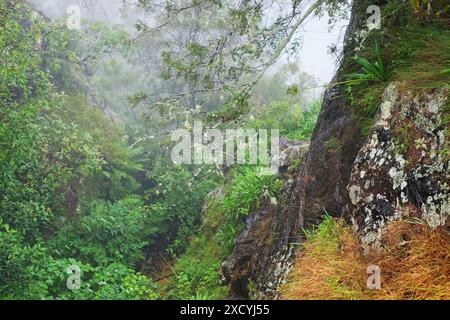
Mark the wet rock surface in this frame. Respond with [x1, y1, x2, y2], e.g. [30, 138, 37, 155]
[221, 140, 308, 299]
[221, 81, 449, 299]
[219, 0, 450, 299]
[348, 83, 449, 245]
[220, 3, 373, 298]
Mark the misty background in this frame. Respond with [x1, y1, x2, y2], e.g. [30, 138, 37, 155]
[29, 0, 348, 101]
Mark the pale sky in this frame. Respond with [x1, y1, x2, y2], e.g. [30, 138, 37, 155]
[271, 12, 348, 86]
[296, 15, 348, 84]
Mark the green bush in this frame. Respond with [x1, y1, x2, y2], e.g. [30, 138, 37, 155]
[168, 236, 227, 300]
[222, 166, 281, 220]
[167, 165, 282, 299]
[48, 196, 154, 267]
[0, 2, 159, 300]
[148, 165, 220, 254]
[248, 99, 321, 141]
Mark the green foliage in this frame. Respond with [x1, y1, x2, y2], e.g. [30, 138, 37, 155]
[1, 1, 103, 241]
[215, 221, 242, 255]
[0, 220, 158, 300]
[248, 99, 321, 141]
[148, 166, 221, 254]
[48, 196, 153, 267]
[344, 42, 388, 85]
[84, 21, 133, 58]
[77, 263, 159, 300]
[0, 2, 158, 300]
[6, 0, 448, 302]
[291, 159, 301, 168]
[134, 0, 349, 112]
[346, 8, 449, 136]
[206, 91, 251, 124]
[58, 95, 142, 201]
[164, 194, 232, 298]
[167, 165, 282, 299]
[222, 167, 280, 220]
[167, 235, 228, 300]
[301, 214, 339, 252]
[391, 27, 450, 92]
[287, 159, 302, 175]
[32, 260, 159, 300]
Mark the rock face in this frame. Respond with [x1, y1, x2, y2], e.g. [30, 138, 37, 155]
[221, 0, 449, 299]
[221, 141, 309, 299]
[220, 1, 373, 299]
[348, 83, 449, 245]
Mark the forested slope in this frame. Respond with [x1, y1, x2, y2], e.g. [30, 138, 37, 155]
[0, 0, 448, 300]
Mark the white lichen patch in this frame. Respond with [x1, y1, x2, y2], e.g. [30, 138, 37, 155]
[349, 185, 362, 205]
[389, 167, 406, 190]
[421, 193, 450, 228]
[379, 100, 393, 128]
[426, 97, 440, 114]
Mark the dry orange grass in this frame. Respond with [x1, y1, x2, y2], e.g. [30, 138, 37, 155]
[280, 218, 450, 300]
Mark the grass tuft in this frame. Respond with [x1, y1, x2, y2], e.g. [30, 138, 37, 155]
[281, 218, 450, 300]
[344, 42, 389, 85]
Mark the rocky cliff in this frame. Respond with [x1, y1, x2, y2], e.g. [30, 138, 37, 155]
[220, 0, 449, 299]
[348, 83, 449, 246]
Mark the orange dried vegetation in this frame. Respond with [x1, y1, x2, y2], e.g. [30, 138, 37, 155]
[280, 217, 449, 300]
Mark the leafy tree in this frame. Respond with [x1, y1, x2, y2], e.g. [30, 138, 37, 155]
[148, 165, 221, 254]
[0, 1, 159, 300]
[129, 0, 348, 114]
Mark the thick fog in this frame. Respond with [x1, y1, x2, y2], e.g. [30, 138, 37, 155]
[29, 0, 347, 86]
[29, 0, 134, 23]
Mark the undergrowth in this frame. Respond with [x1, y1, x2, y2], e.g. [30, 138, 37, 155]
[164, 166, 281, 299]
[281, 217, 450, 300]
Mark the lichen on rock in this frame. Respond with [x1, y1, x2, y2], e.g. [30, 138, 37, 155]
[220, 139, 309, 299]
[348, 82, 449, 245]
